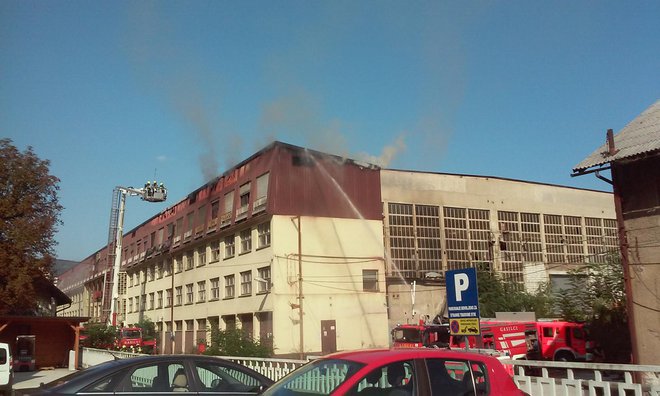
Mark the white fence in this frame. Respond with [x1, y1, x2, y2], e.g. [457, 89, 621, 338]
[82, 348, 660, 395]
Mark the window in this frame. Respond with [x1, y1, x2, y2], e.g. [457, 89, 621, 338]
[166, 288, 172, 307]
[254, 173, 269, 213]
[224, 235, 235, 258]
[118, 272, 127, 294]
[240, 229, 252, 254]
[240, 271, 252, 296]
[221, 191, 234, 227]
[147, 266, 153, 281]
[185, 212, 194, 239]
[197, 281, 206, 302]
[157, 291, 163, 309]
[198, 247, 206, 266]
[225, 275, 235, 298]
[185, 251, 194, 270]
[236, 182, 251, 220]
[176, 286, 183, 306]
[175, 256, 183, 273]
[191, 359, 269, 391]
[211, 200, 220, 220]
[155, 262, 162, 279]
[258, 221, 271, 248]
[425, 359, 488, 395]
[129, 272, 134, 287]
[363, 269, 379, 292]
[148, 293, 154, 310]
[211, 241, 220, 262]
[128, 298, 133, 313]
[186, 284, 194, 304]
[257, 266, 271, 293]
[210, 278, 220, 300]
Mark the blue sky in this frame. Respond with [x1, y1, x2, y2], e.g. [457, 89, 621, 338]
[2, 1, 659, 262]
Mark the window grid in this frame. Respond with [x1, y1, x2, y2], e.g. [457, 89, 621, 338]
[521, 213, 543, 263]
[225, 275, 235, 298]
[240, 229, 252, 254]
[157, 291, 163, 309]
[363, 269, 379, 292]
[388, 203, 416, 278]
[210, 278, 220, 300]
[225, 235, 235, 258]
[257, 267, 271, 293]
[415, 205, 443, 278]
[544, 214, 565, 263]
[564, 216, 583, 263]
[185, 252, 194, 270]
[497, 211, 523, 285]
[240, 271, 252, 296]
[211, 241, 220, 262]
[258, 221, 271, 248]
[197, 248, 206, 267]
[175, 286, 182, 306]
[444, 207, 470, 271]
[186, 284, 194, 304]
[197, 281, 206, 302]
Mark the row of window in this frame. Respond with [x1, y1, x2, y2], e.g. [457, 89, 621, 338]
[122, 173, 270, 265]
[124, 267, 272, 314]
[123, 222, 271, 290]
[388, 203, 619, 284]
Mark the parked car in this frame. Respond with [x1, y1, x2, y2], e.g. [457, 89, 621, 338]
[17, 355, 272, 395]
[0, 342, 13, 396]
[261, 348, 529, 396]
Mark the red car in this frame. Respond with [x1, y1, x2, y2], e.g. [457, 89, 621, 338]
[261, 348, 528, 396]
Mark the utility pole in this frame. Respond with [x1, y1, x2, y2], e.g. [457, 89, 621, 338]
[297, 216, 304, 360]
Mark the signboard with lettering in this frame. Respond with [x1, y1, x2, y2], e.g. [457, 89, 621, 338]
[446, 268, 481, 336]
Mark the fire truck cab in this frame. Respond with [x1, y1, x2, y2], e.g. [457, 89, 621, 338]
[391, 323, 450, 349]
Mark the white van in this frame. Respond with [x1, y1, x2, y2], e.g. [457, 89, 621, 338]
[0, 342, 12, 396]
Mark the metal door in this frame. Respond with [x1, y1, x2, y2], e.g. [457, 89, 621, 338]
[321, 320, 337, 354]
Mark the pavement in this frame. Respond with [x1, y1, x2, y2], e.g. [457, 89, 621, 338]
[13, 368, 75, 390]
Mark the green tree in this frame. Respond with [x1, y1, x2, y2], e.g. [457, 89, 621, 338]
[558, 254, 630, 362]
[0, 139, 62, 315]
[204, 326, 272, 358]
[85, 323, 118, 349]
[477, 268, 556, 318]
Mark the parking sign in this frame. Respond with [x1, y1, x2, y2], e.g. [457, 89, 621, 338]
[446, 268, 480, 335]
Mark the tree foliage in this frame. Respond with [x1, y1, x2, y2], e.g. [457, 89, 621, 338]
[557, 254, 631, 362]
[477, 268, 556, 318]
[0, 139, 62, 315]
[85, 323, 118, 349]
[204, 326, 273, 358]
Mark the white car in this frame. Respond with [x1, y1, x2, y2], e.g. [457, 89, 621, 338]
[0, 342, 12, 396]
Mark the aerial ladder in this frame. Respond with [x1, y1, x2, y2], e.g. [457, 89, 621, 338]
[101, 182, 167, 325]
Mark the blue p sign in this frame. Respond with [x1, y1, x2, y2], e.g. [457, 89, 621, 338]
[446, 268, 480, 319]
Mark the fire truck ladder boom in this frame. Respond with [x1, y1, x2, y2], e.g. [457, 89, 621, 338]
[100, 183, 167, 325]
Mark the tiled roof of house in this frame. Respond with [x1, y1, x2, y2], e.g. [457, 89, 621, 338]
[573, 100, 660, 172]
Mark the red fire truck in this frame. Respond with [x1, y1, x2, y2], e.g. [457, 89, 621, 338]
[117, 327, 157, 353]
[392, 320, 594, 362]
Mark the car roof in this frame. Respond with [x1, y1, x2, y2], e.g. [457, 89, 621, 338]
[321, 348, 501, 365]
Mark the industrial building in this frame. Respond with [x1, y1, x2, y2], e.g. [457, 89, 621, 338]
[57, 141, 617, 357]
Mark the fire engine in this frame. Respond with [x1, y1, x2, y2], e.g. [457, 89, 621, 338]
[392, 319, 594, 362]
[117, 327, 157, 352]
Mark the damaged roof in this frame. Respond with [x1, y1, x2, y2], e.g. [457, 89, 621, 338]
[573, 99, 660, 173]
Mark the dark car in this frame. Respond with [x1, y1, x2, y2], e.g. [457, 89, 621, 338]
[261, 348, 529, 396]
[18, 355, 273, 395]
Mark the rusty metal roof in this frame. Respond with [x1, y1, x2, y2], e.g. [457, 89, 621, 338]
[573, 99, 660, 172]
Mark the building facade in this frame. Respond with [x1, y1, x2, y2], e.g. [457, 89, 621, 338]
[574, 99, 660, 372]
[58, 141, 617, 356]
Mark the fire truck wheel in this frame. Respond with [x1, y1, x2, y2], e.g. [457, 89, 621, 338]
[555, 351, 575, 362]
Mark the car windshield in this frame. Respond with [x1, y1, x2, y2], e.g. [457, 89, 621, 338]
[261, 358, 365, 396]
